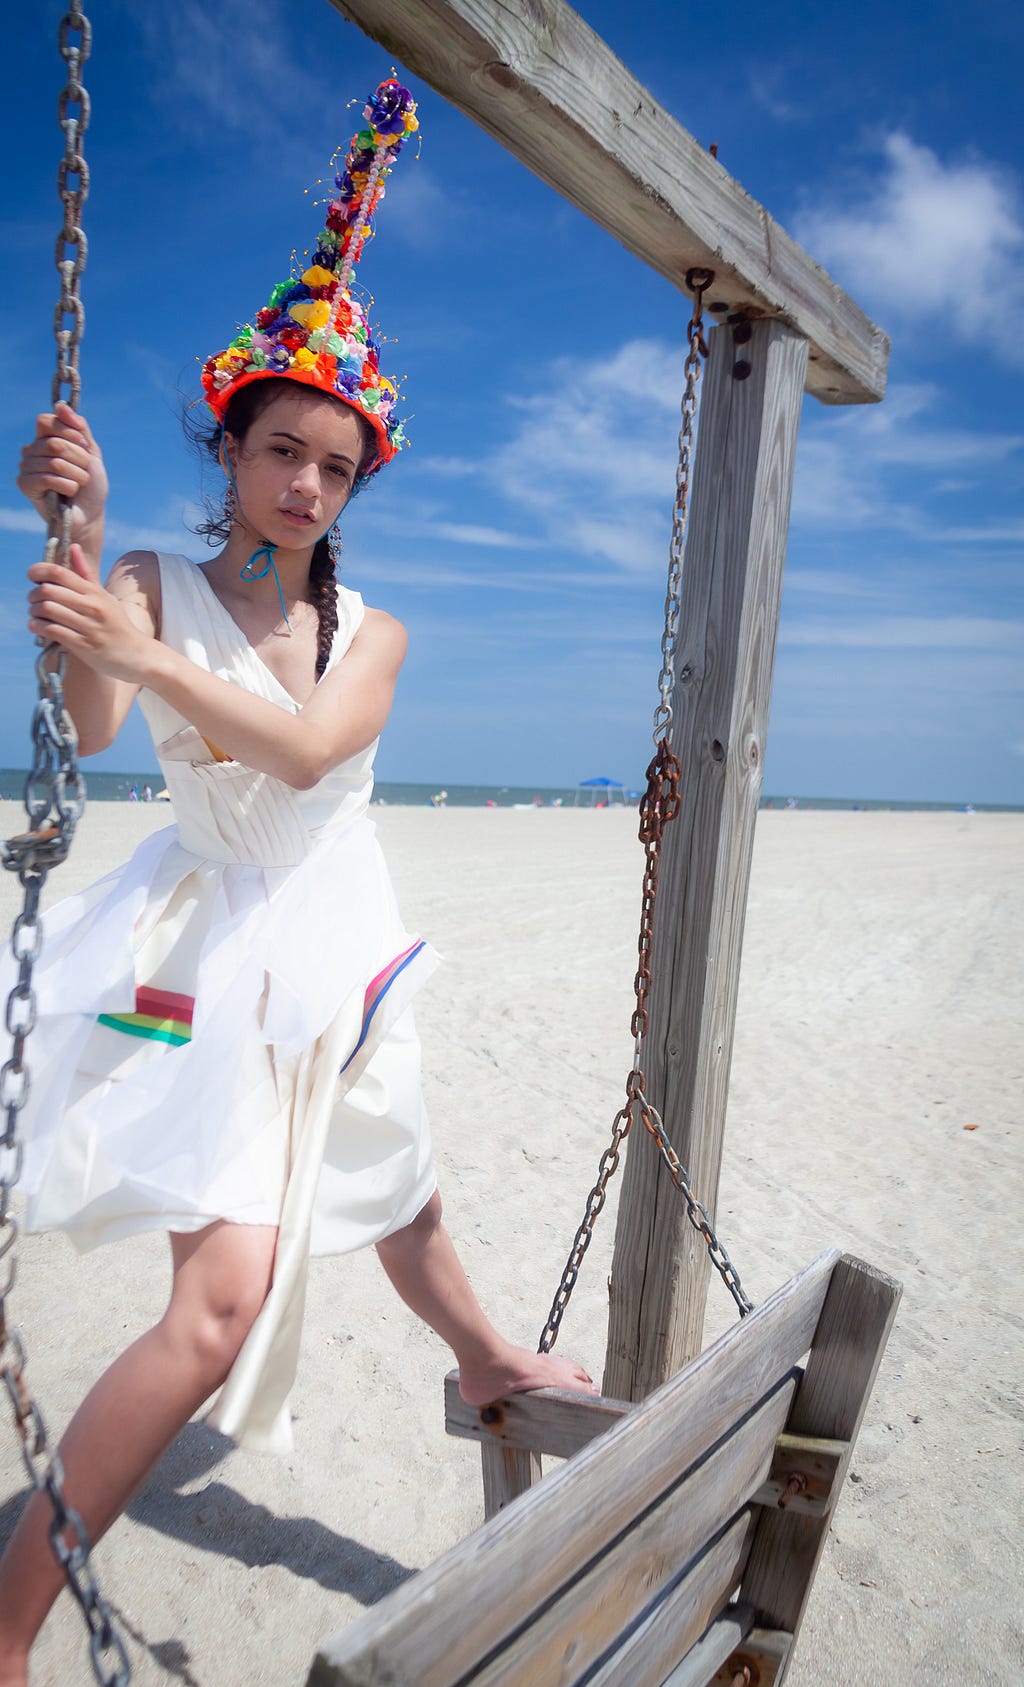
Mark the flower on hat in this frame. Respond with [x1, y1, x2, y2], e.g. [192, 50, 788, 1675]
[289, 300, 332, 331]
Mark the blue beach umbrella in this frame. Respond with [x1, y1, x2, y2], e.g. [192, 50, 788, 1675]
[577, 776, 625, 807]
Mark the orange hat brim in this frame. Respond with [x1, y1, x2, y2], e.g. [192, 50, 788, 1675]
[207, 366, 395, 475]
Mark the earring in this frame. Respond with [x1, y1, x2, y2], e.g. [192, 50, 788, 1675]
[327, 523, 343, 568]
[223, 482, 237, 525]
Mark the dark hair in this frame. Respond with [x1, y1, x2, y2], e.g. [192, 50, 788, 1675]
[188, 378, 376, 680]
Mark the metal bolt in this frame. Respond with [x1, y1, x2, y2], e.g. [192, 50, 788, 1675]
[778, 1472, 807, 1508]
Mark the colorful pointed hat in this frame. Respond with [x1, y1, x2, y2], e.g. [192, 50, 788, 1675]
[202, 77, 418, 477]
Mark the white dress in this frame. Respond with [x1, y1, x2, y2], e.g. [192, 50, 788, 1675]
[6, 552, 438, 1452]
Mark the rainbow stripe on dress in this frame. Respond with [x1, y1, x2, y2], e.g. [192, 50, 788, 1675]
[341, 940, 426, 1074]
[96, 943, 424, 1063]
[98, 986, 195, 1047]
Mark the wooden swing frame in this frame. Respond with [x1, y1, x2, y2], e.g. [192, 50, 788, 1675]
[300, 2, 897, 1683]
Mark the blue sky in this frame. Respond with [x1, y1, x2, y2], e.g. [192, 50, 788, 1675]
[1, 0, 1021, 802]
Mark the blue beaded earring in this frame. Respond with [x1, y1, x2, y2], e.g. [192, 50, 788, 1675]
[327, 524, 343, 568]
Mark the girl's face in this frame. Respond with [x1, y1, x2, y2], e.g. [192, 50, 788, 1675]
[226, 386, 368, 550]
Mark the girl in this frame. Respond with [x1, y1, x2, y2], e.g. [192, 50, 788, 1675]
[0, 80, 592, 1682]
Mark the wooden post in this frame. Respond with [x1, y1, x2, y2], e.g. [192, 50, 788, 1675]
[603, 317, 809, 1401]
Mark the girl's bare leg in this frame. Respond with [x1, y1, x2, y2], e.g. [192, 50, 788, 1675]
[376, 1190, 596, 1401]
[0, 1221, 276, 1684]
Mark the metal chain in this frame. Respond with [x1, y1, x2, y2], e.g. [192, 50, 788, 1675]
[539, 271, 754, 1356]
[0, 7, 130, 1682]
[652, 268, 712, 748]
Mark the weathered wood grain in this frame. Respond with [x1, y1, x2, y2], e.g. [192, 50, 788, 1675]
[657, 1603, 755, 1687]
[473, 1385, 791, 1684]
[604, 319, 810, 1402]
[325, 0, 888, 403]
[582, 1513, 756, 1687]
[445, 1371, 631, 1458]
[480, 1442, 542, 1519]
[308, 1251, 835, 1686]
[739, 1256, 901, 1679]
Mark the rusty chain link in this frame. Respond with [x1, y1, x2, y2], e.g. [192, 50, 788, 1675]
[539, 271, 754, 1356]
[0, 7, 131, 1682]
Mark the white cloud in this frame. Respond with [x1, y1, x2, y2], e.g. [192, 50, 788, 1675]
[0, 508, 43, 534]
[780, 616, 1023, 651]
[425, 338, 684, 574]
[0, 506, 194, 557]
[796, 133, 1024, 362]
[792, 381, 1024, 535]
[748, 68, 801, 125]
[938, 521, 1024, 544]
[372, 512, 545, 550]
[131, 0, 322, 134]
[784, 569, 875, 598]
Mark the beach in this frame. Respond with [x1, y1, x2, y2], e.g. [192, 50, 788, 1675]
[0, 802, 1020, 1685]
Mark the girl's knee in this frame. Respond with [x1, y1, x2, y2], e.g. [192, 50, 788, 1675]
[188, 1288, 266, 1383]
[165, 1224, 275, 1385]
[166, 1281, 267, 1385]
[380, 1188, 442, 1252]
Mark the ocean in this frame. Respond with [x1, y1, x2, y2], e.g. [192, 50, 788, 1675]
[0, 769, 1017, 813]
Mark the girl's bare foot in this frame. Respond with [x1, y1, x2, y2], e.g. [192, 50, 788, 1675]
[457, 1342, 599, 1406]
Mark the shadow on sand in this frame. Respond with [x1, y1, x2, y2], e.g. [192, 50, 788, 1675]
[0, 1421, 417, 1684]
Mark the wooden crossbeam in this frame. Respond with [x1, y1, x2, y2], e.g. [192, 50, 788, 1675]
[444, 1372, 630, 1457]
[446, 1381, 848, 1523]
[326, 0, 888, 404]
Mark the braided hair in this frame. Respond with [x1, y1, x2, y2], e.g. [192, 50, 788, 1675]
[308, 535, 339, 679]
[190, 377, 374, 680]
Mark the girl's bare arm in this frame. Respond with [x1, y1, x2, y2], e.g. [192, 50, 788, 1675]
[40, 553, 159, 755]
[139, 609, 406, 786]
[27, 547, 405, 788]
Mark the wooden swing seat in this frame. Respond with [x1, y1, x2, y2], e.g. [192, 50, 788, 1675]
[308, 1250, 899, 1687]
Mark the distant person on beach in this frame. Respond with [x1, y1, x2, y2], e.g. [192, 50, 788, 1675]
[143, 783, 152, 802]
[0, 81, 593, 1680]
[128, 783, 138, 802]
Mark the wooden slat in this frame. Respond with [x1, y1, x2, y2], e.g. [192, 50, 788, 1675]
[605, 320, 810, 1401]
[474, 1384, 793, 1685]
[659, 1604, 754, 1687]
[480, 1443, 542, 1519]
[708, 1626, 792, 1686]
[584, 1515, 756, 1687]
[739, 1257, 901, 1678]
[307, 1252, 837, 1687]
[326, 0, 888, 404]
[445, 1372, 631, 1458]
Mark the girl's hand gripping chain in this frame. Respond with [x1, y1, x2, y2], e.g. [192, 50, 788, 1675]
[26, 544, 152, 685]
[17, 400, 108, 573]
[18, 404, 157, 748]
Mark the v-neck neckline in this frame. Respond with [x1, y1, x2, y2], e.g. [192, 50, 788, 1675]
[192, 561, 321, 709]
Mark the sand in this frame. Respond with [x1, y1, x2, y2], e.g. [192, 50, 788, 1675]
[0, 800, 1020, 1685]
